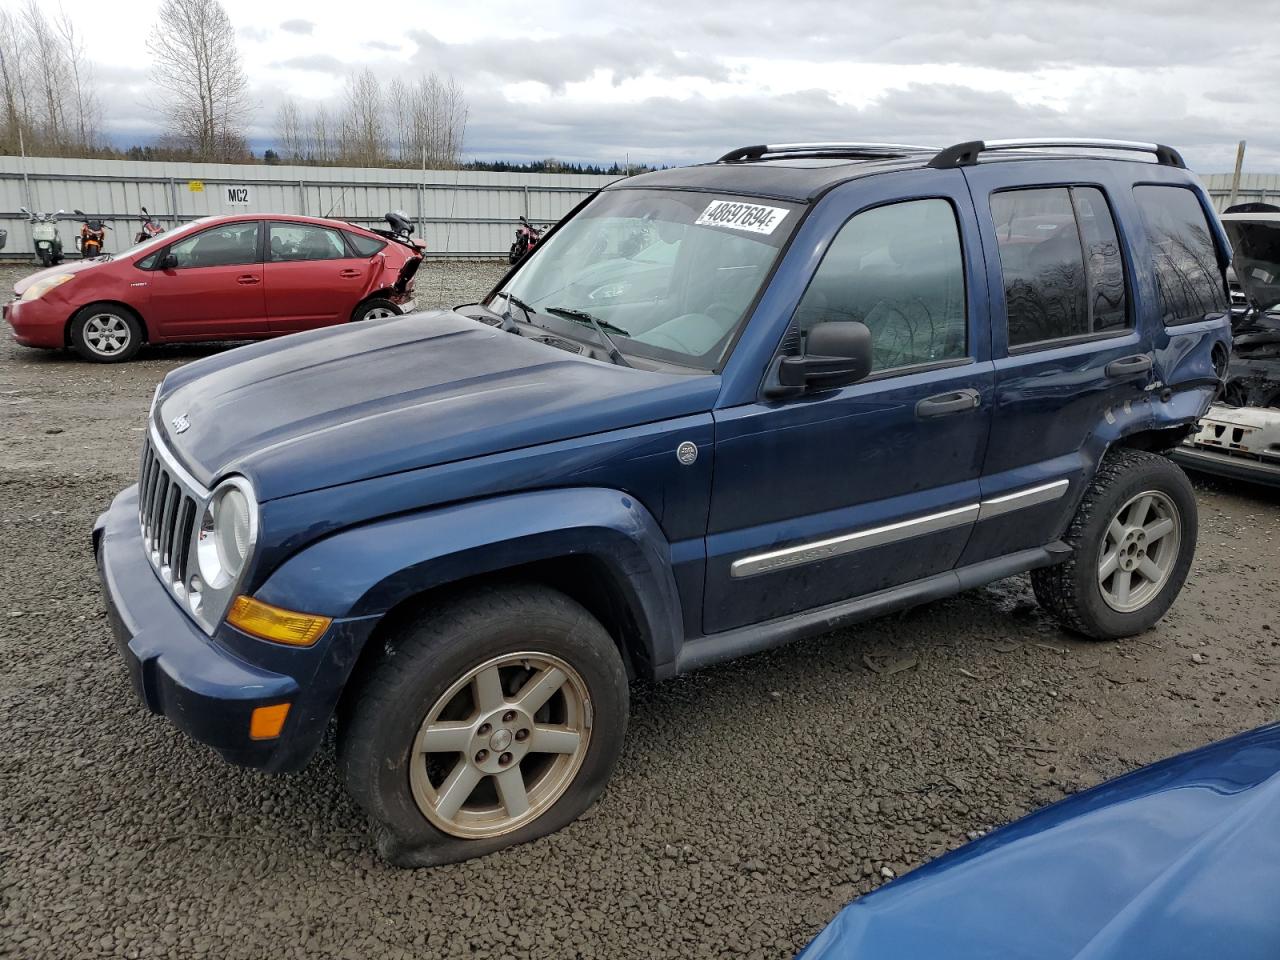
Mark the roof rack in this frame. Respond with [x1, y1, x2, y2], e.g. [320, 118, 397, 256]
[928, 138, 1186, 169]
[718, 142, 938, 163]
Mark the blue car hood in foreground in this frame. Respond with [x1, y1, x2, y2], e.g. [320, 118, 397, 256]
[799, 723, 1280, 960]
[155, 312, 719, 500]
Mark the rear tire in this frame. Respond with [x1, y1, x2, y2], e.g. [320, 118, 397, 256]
[338, 584, 629, 867]
[69, 304, 143, 363]
[350, 297, 402, 323]
[1032, 450, 1197, 640]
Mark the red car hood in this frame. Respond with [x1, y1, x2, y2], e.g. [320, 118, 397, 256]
[13, 257, 110, 296]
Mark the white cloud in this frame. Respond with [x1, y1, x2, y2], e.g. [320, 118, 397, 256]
[74, 0, 1280, 171]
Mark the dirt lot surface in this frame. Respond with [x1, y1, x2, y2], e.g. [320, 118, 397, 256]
[2, 258, 1278, 959]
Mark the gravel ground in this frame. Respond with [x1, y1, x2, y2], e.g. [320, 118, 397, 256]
[2, 258, 1279, 959]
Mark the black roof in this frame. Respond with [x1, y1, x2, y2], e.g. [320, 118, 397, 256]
[609, 155, 930, 203]
[607, 139, 1188, 203]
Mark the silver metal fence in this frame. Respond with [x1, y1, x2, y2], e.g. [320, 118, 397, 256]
[0, 155, 619, 259]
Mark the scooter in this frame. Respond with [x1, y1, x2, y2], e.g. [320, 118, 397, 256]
[509, 216, 543, 263]
[74, 210, 108, 258]
[134, 207, 164, 244]
[21, 207, 66, 266]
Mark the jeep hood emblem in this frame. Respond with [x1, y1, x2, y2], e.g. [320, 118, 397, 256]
[172, 414, 191, 434]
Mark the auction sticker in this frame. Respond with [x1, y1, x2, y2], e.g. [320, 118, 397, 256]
[695, 200, 789, 235]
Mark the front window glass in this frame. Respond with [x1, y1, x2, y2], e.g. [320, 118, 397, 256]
[793, 198, 967, 371]
[492, 189, 801, 368]
[167, 221, 260, 268]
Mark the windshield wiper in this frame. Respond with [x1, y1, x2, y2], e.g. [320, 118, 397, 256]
[544, 306, 632, 367]
[496, 290, 537, 332]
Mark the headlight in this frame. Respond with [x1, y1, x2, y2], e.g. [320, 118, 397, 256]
[20, 273, 74, 301]
[196, 478, 257, 589]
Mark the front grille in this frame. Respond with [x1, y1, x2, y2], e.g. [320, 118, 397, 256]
[137, 431, 206, 602]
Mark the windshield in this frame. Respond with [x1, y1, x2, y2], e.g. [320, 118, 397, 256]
[491, 188, 802, 369]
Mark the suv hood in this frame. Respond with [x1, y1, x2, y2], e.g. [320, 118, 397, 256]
[1224, 214, 1280, 312]
[156, 311, 720, 500]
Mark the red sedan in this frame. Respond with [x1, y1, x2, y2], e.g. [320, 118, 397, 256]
[4, 213, 423, 362]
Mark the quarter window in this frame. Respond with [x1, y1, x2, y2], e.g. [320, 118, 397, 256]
[166, 222, 260, 268]
[793, 198, 967, 371]
[269, 223, 348, 262]
[1132, 185, 1227, 324]
[990, 186, 1129, 348]
[345, 231, 387, 257]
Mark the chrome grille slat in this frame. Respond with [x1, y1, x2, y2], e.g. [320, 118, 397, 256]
[136, 426, 209, 622]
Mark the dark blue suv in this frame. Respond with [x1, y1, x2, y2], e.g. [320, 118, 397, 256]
[95, 138, 1232, 865]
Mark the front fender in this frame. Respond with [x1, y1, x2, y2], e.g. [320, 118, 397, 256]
[253, 487, 686, 674]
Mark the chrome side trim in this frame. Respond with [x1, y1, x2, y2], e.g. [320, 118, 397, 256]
[730, 504, 980, 579]
[976, 478, 1069, 521]
[729, 479, 1071, 580]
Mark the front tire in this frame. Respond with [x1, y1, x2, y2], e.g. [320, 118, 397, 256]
[69, 304, 143, 363]
[350, 297, 402, 323]
[1032, 450, 1197, 639]
[338, 584, 629, 867]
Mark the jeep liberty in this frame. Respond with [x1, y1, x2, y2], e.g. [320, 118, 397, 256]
[95, 138, 1233, 865]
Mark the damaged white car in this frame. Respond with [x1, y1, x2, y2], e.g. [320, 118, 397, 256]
[1173, 208, 1280, 486]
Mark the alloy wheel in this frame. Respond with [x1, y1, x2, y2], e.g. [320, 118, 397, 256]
[409, 651, 592, 839]
[362, 307, 397, 320]
[82, 314, 132, 357]
[1097, 489, 1181, 613]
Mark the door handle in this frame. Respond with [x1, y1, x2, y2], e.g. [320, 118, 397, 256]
[236, 275, 260, 285]
[916, 388, 981, 418]
[1105, 354, 1153, 378]
[338, 269, 361, 278]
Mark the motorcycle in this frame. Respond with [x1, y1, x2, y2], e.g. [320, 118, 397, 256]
[74, 210, 108, 258]
[21, 207, 66, 266]
[509, 216, 544, 264]
[134, 206, 164, 244]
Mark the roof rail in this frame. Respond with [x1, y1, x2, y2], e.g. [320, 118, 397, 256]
[719, 142, 938, 163]
[928, 138, 1186, 169]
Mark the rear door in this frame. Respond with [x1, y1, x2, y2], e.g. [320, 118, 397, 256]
[146, 220, 266, 339]
[264, 221, 372, 332]
[957, 164, 1152, 564]
[703, 171, 994, 633]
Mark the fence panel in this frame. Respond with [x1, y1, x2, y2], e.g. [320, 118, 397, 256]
[0, 156, 617, 259]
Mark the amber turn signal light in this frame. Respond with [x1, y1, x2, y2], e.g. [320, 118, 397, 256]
[250, 703, 291, 740]
[227, 595, 331, 647]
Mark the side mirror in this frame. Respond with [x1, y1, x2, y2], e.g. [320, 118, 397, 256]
[777, 321, 873, 391]
[159, 253, 178, 270]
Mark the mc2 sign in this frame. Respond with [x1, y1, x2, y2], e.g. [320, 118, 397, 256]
[225, 186, 252, 205]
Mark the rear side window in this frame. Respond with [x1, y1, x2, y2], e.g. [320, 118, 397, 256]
[990, 187, 1129, 348]
[793, 198, 967, 372]
[346, 231, 387, 257]
[1132, 185, 1227, 324]
[269, 223, 348, 262]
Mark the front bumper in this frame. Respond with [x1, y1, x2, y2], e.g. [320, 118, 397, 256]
[94, 485, 373, 772]
[4, 296, 65, 348]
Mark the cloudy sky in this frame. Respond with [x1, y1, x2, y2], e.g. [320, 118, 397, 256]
[75, 0, 1279, 172]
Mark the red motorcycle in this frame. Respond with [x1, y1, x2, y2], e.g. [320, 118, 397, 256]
[134, 206, 164, 244]
[509, 216, 544, 263]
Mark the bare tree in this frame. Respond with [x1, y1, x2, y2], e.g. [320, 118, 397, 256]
[309, 103, 333, 163]
[148, 0, 251, 160]
[407, 72, 468, 169]
[276, 97, 304, 161]
[387, 76, 409, 162]
[22, 1, 67, 148]
[338, 68, 386, 166]
[54, 6, 100, 149]
[0, 9, 29, 156]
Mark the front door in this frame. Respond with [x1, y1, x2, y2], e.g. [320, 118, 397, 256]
[147, 220, 267, 339]
[264, 221, 370, 332]
[703, 174, 994, 634]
